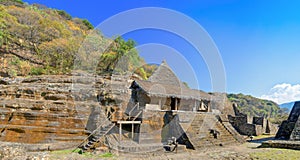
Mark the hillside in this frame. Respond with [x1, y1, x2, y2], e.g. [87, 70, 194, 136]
[227, 93, 289, 124]
[0, 0, 155, 78]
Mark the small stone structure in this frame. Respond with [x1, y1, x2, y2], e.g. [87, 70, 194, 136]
[228, 103, 278, 136]
[104, 61, 245, 152]
[276, 101, 300, 140]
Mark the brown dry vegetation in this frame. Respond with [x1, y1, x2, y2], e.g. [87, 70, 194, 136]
[0, 0, 156, 78]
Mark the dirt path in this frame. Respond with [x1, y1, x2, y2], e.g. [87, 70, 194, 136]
[116, 143, 260, 160]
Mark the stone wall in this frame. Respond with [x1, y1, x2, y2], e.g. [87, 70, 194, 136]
[228, 115, 267, 136]
[290, 117, 300, 140]
[138, 110, 165, 144]
[253, 117, 264, 125]
[179, 99, 196, 111]
[267, 120, 279, 135]
[0, 74, 132, 146]
[139, 110, 194, 146]
[229, 104, 277, 136]
[120, 109, 243, 151]
[261, 140, 300, 150]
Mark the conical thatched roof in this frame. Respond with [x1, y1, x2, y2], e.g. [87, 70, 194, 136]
[133, 79, 210, 100]
[148, 60, 181, 86]
[131, 61, 211, 101]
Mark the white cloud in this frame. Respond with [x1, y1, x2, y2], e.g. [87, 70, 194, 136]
[261, 83, 300, 104]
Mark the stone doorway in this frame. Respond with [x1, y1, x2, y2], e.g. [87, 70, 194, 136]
[171, 98, 180, 110]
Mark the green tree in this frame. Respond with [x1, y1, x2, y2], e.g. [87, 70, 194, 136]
[82, 19, 93, 30]
[97, 36, 142, 74]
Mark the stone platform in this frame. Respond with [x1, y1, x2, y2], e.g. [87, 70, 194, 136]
[261, 140, 300, 150]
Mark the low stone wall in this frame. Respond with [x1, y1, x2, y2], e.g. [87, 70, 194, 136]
[261, 140, 300, 150]
[268, 122, 279, 135]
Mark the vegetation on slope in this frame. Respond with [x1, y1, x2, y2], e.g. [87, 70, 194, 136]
[227, 93, 289, 124]
[0, 0, 156, 78]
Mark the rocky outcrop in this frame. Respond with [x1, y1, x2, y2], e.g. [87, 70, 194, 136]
[0, 74, 132, 148]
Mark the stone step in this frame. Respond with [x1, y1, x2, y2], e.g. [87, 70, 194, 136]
[117, 143, 164, 153]
[164, 144, 187, 153]
[139, 137, 161, 144]
[80, 123, 115, 151]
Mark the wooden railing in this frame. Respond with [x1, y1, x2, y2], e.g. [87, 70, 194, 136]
[71, 113, 113, 153]
[128, 102, 139, 116]
[132, 111, 142, 121]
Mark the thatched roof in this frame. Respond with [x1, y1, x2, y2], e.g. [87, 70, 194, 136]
[132, 79, 211, 101]
[148, 60, 181, 86]
[131, 61, 211, 101]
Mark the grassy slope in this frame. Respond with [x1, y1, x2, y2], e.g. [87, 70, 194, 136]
[227, 93, 289, 124]
[0, 0, 155, 78]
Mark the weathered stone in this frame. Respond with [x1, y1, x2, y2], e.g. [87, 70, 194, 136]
[44, 94, 67, 101]
[261, 140, 300, 150]
[0, 74, 131, 146]
[0, 79, 9, 85]
[229, 104, 277, 136]
[276, 101, 300, 140]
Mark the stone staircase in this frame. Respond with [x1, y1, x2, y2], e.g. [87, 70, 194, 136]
[80, 122, 115, 151]
[211, 120, 239, 145]
[219, 115, 245, 143]
[185, 113, 240, 149]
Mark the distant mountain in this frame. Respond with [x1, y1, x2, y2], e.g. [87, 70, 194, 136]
[280, 101, 296, 111]
[227, 93, 280, 118]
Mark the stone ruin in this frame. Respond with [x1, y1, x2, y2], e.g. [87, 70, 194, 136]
[276, 101, 300, 140]
[0, 61, 246, 153]
[80, 61, 245, 153]
[228, 103, 278, 136]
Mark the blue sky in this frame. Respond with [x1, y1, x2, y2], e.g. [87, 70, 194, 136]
[24, 0, 300, 104]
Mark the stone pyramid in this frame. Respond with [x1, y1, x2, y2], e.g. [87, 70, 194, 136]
[276, 101, 300, 140]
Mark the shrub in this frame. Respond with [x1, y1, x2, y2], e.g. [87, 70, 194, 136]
[19, 60, 31, 75]
[8, 69, 17, 77]
[82, 19, 93, 30]
[30, 67, 45, 75]
[9, 56, 21, 65]
[56, 10, 72, 20]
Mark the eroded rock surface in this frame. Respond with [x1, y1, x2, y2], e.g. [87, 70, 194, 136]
[0, 74, 132, 150]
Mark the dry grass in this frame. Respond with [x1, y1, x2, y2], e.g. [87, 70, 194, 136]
[49, 149, 115, 160]
[249, 148, 300, 160]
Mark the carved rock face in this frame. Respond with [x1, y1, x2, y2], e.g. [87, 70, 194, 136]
[0, 74, 132, 146]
